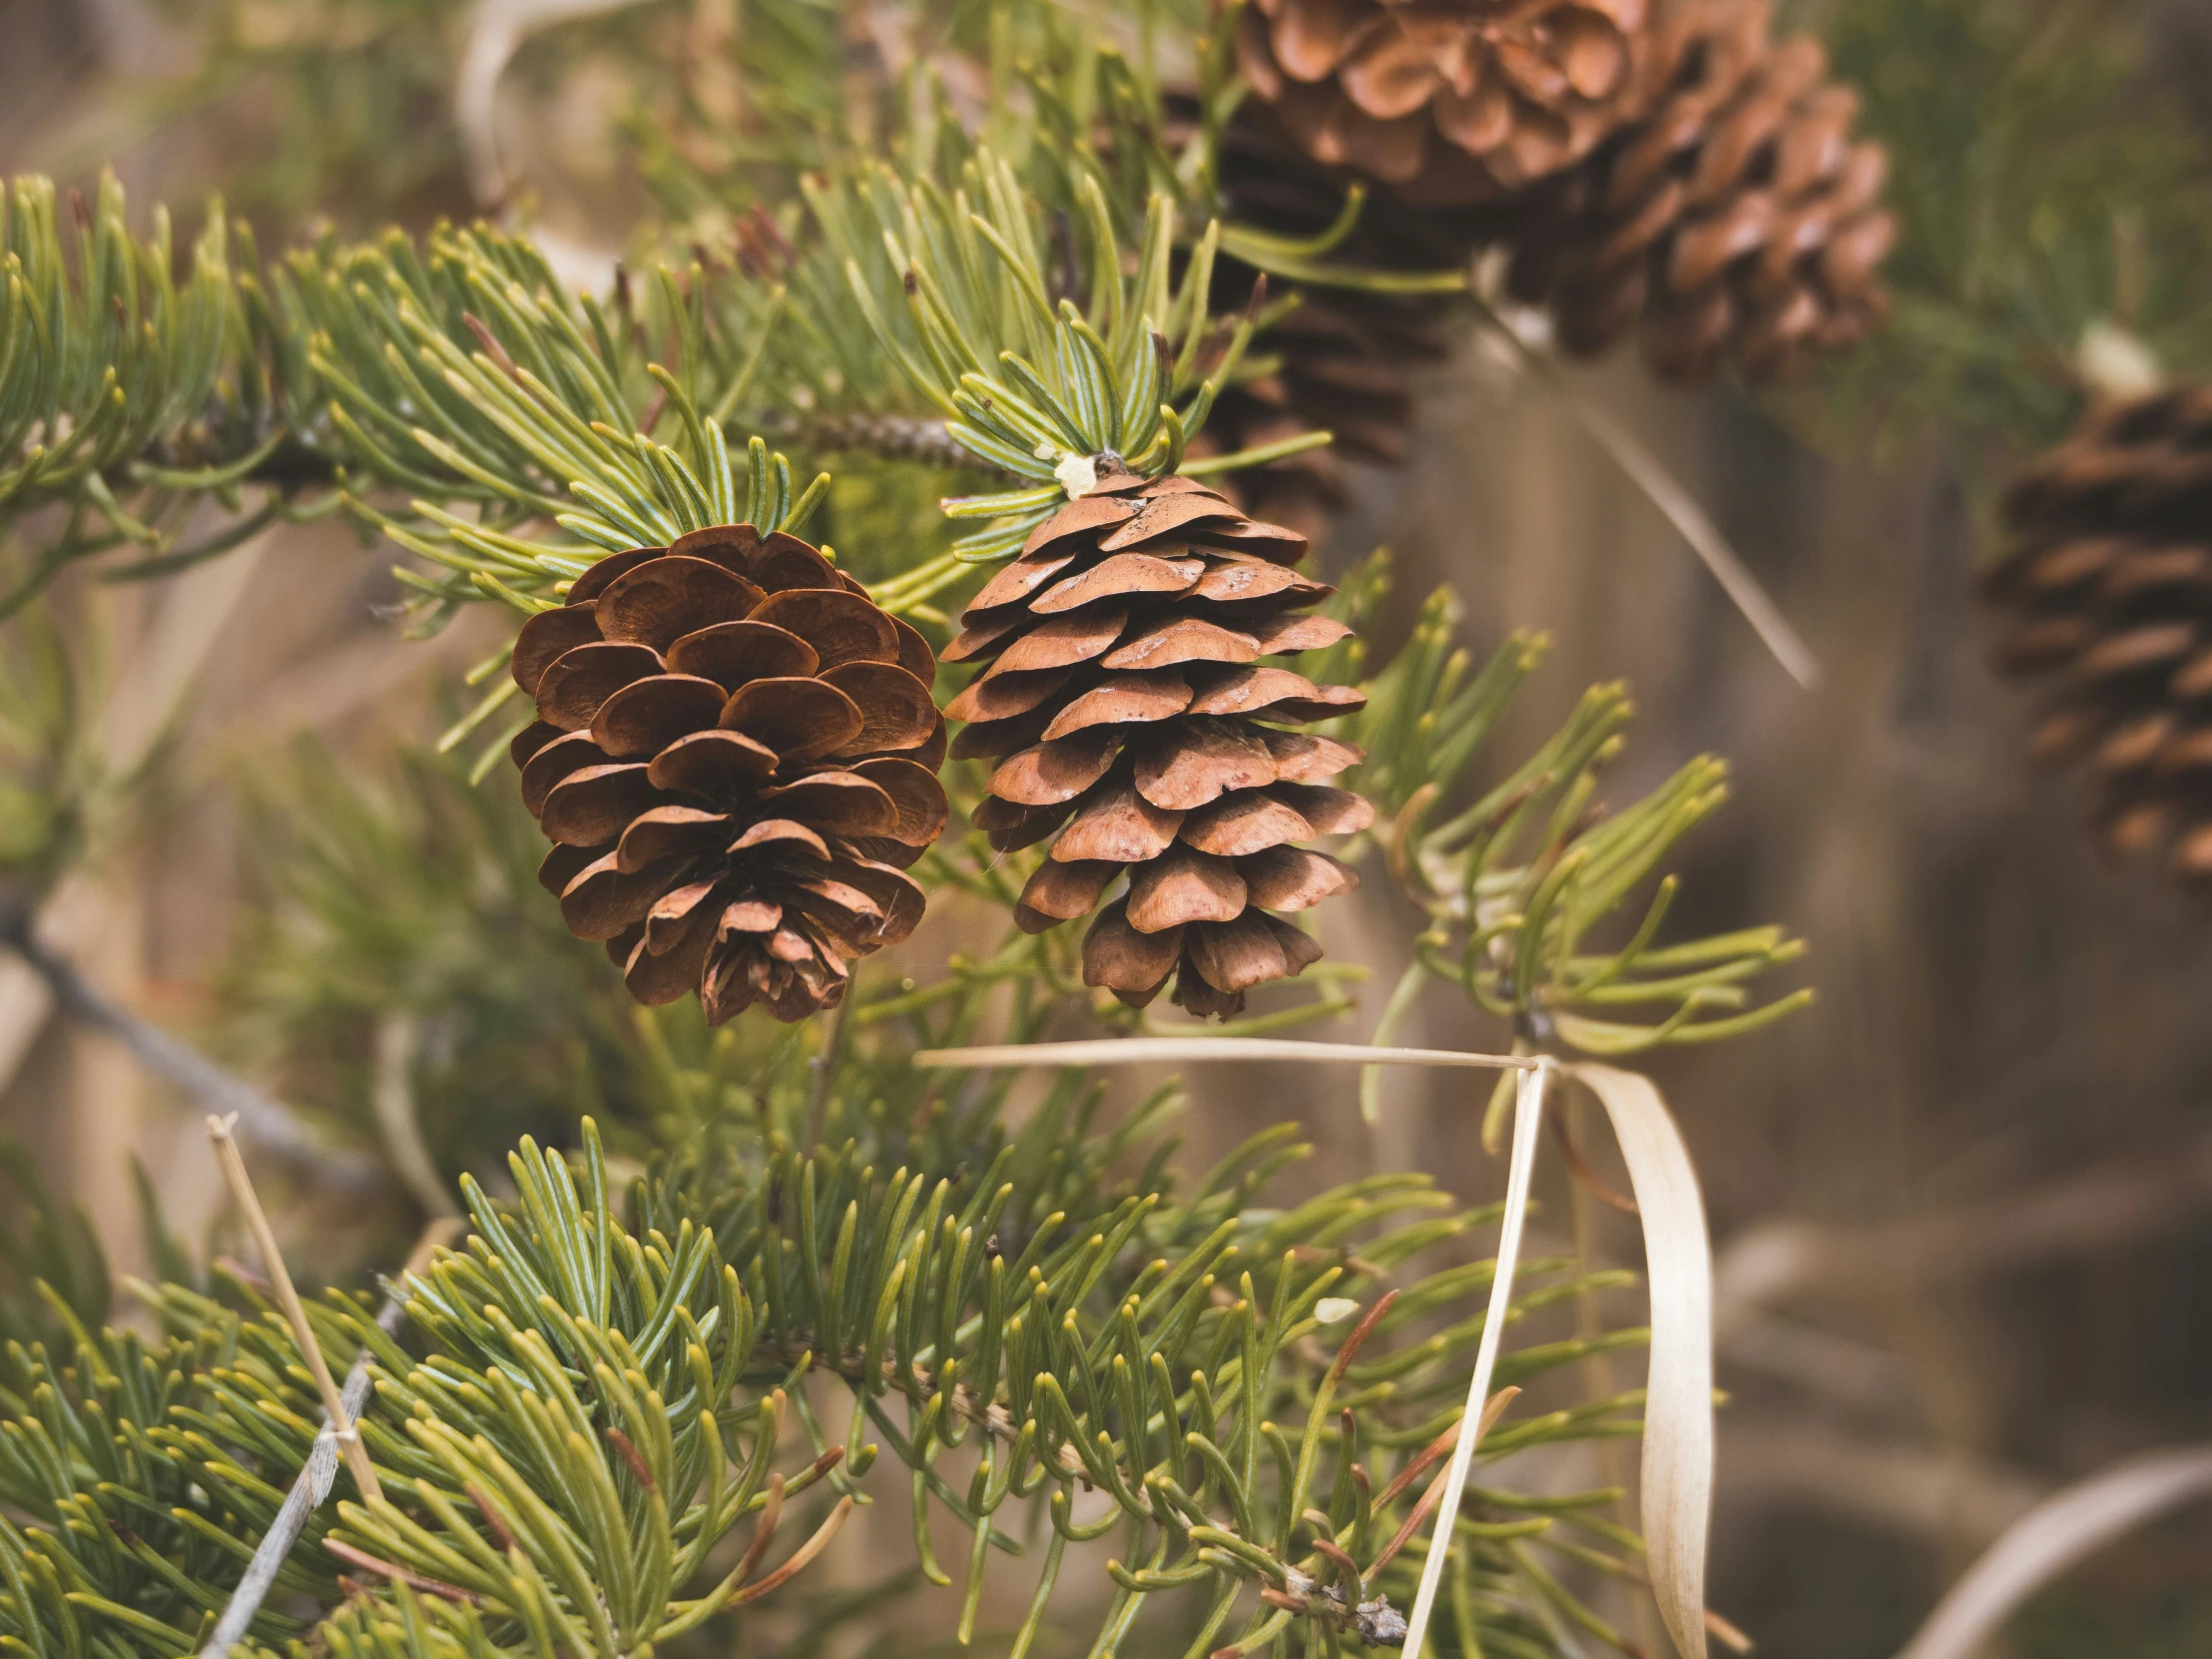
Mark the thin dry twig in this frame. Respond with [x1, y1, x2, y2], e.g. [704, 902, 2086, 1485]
[207, 1114, 383, 1502]
[197, 1218, 459, 1659]
[1552, 1104, 1639, 1215]
[1474, 303, 1821, 690]
[0, 903, 373, 1186]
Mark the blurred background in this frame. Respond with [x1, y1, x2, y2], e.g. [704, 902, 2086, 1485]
[3, 0, 2210, 1653]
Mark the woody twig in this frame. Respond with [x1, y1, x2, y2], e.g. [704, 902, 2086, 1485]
[197, 1215, 460, 1659]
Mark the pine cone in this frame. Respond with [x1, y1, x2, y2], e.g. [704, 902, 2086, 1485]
[1984, 386, 2212, 886]
[1505, 0, 1896, 383]
[1188, 102, 1501, 540]
[1236, 0, 1651, 203]
[942, 469, 1374, 1017]
[1189, 287, 1433, 542]
[509, 525, 949, 1023]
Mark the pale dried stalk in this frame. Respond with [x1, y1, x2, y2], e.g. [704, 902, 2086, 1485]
[372, 1013, 459, 1219]
[1477, 305, 1821, 691]
[207, 1114, 383, 1503]
[1400, 1060, 1549, 1656]
[914, 1038, 1538, 1073]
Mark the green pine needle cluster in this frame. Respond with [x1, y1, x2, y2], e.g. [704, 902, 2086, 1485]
[0, 178, 238, 615]
[1331, 563, 1811, 1084]
[1, 1093, 1647, 1659]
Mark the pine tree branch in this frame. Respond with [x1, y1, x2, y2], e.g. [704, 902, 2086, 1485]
[783, 411, 1027, 478]
[0, 900, 377, 1189]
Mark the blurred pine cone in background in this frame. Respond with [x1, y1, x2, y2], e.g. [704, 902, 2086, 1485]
[1190, 108, 1507, 540]
[1234, 0, 1651, 202]
[1985, 386, 2212, 887]
[943, 469, 1373, 1017]
[510, 527, 947, 1022]
[1505, 0, 1896, 382]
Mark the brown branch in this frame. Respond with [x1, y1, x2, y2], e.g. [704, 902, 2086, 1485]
[0, 903, 375, 1189]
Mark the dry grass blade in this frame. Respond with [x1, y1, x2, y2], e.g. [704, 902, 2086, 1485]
[199, 1218, 457, 1659]
[913, 1039, 1537, 1072]
[911, 1037, 1718, 1654]
[1570, 1063, 1714, 1659]
[1400, 1061, 1549, 1655]
[1478, 311, 1820, 690]
[1893, 1445, 2212, 1659]
[207, 1114, 384, 1504]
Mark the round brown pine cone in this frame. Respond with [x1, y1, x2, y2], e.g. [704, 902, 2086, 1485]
[1984, 386, 2212, 886]
[942, 470, 1375, 1018]
[508, 525, 949, 1023]
[1236, 0, 1651, 203]
[1504, 0, 1895, 383]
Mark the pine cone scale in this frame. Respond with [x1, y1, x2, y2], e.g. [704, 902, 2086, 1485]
[595, 676, 730, 758]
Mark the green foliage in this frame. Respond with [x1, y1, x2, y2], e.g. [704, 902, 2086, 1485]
[0, 1293, 324, 1657]
[0, 603, 181, 915]
[0, 176, 245, 613]
[216, 742, 646, 1182]
[0, 12, 1834, 1656]
[147, 0, 475, 234]
[623, 0, 857, 224]
[0, 1144, 110, 1352]
[1807, 0, 2212, 462]
[0, 610, 102, 903]
[0, 1078, 1647, 1659]
[757, 139, 1330, 611]
[274, 222, 803, 606]
[1338, 561, 1810, 1072]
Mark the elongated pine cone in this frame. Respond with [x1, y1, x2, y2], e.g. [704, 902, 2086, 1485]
[943, 470, 1375, 1017]
[1236, 0, 1651, 203]
[509, 525, 949, 1023]
[1504, 0, 1895, 383]
[1984, 386, 2212, 886]
[1187, 104, 1488, 540]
